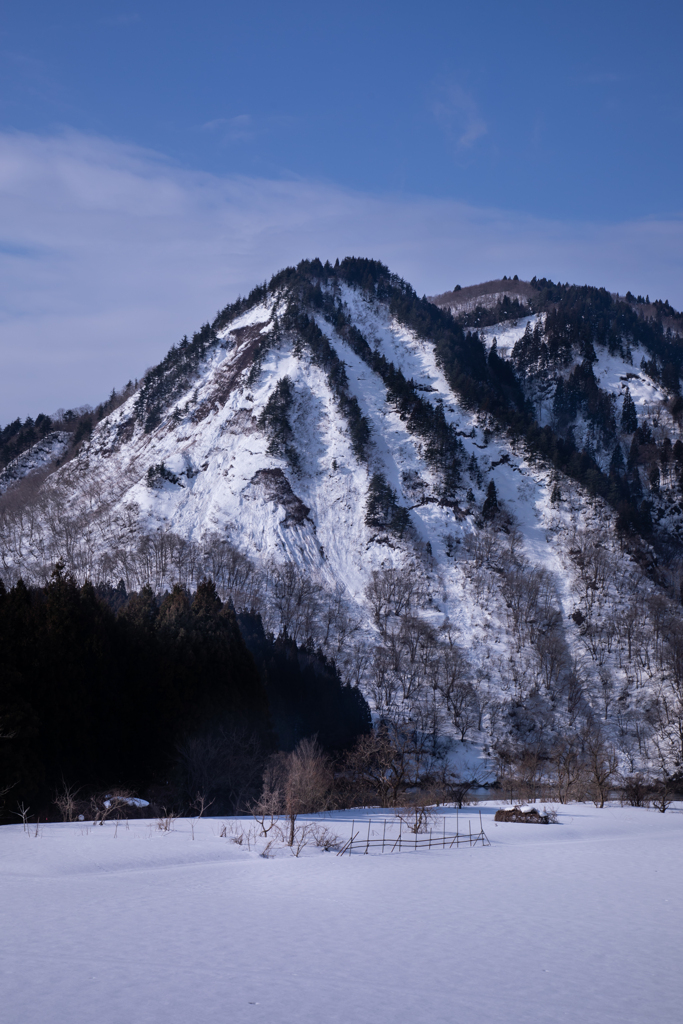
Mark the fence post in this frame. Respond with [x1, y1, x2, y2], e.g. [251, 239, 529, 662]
[382, 819, 386, 853]
[350, 820, 354, 856]
[443, 816, 446, 848]
[365, 819, 371, 855]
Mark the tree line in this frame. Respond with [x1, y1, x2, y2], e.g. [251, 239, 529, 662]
[0, 383, 137, 473]
[0, 565, 371, 820]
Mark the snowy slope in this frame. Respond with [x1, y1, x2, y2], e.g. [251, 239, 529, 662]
[0, 430, 71, 494]
[481, 314, 538, 358]
[2, 263, 682, 775]
[483, 317, 673, 440]
[0, 284, 609, 639]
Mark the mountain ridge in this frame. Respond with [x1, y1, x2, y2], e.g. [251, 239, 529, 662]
[3, 257, 683, 782]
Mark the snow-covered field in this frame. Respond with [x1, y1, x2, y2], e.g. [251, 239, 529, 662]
[1, 803, 681, 1024]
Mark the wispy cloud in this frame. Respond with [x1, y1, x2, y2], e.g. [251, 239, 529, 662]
[433, 83, 488, 149]
[202, 114, 254, 142]
[200, 113, 296, 145]
[0, 130, 681, 420]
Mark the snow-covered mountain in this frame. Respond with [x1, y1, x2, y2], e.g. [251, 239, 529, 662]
[2, 258, 683, 775]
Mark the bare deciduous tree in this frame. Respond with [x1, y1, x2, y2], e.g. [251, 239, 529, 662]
[344, 720, 433, 808]
[584, 727, 619, 808]
[440, 680, 479, 742]
[548, 737, 585, 804]
[262, 737, 332, 846]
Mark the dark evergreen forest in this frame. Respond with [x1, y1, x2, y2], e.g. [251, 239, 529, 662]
[0, 567, 370, 819]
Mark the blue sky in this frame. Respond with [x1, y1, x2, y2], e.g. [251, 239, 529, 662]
[1, 1, 682, 420]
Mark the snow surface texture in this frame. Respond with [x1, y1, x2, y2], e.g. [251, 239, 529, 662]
[1, 804, 681, 1024]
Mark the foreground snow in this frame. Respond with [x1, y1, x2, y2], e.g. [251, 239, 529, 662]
[1, 804, 681, 1024]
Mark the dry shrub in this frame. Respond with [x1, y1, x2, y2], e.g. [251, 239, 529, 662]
[310, 824, 342, 851]
[395, 805, 436, 834]
[221, 821, 268, 850]
[53, 781, 81, 822]
[619, 773, 653, 807]
[220, 817, 339, 856]
[156, 810, 179, 832]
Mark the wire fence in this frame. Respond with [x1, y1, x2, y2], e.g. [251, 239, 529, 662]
[337, 811, 490, 856]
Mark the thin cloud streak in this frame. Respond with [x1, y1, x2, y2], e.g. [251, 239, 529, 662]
[0, 129, 682, 421]
[432, 83, 488, 150]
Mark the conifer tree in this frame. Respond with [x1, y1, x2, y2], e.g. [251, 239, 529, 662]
[621, 387, 638, 433]
[364, 472, 410, 536]
[258, 376, 297, 465]
[609, 444, 625, 476]
[482, 480, 499, 520]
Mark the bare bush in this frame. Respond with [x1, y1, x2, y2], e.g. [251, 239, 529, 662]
[290, 822, 316, 857]
[395, 805, 436, 834]
[650, 779, 675, 814]
[12, 802, 31, 831]
[437, 764, 484, 808]
[619, 773, 652, 807]
[53, 781, 81, 822]
[310, 824, 342, 851]
[222, 822, 265, 849]
[156, 810, 179, 832]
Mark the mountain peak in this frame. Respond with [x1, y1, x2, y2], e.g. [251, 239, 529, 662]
[2, 257, 683, 782]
